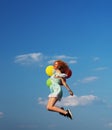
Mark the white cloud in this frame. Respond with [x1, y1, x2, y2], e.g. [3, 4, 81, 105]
[0, 112, 4, 118]
[18, 124, 39, 129]
[93, 67, 108, 71]
[38, 95, 98, 107]
[69, 60, 77, 64]
[54, 55, 75, 60]
[15, 53, 77, 66]
[93, 57, 100, 62]
[48, 60, 56, 64]
[14, 52, 44, 65]
[106, 122, 112, 128]
[48, 55, 78, 64]
[58, 95, 98, 106]
[80, 76, 99, 84]
[38, 97, 47, 105]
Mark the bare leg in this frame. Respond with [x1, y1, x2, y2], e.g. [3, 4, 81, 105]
[46, 97, 67, 115]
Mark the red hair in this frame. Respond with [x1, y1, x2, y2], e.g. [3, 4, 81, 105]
[54, 60, 69, 73]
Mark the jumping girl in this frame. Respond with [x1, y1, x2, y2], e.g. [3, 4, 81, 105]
[46, 60, 74, 119]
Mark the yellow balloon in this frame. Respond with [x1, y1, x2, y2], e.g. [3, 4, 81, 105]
[45, 65, 54, 76]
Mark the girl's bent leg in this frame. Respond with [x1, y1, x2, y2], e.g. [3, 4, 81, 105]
[46, 97, 67, 115]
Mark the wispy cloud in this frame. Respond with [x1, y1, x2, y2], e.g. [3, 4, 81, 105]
[48, 55, 77, 64]
[14, 52, 77, 66]
[14, 52, 44, 65]
[0, 112, 4, 118]
[18, 124, 39, 129]
[106, 122, 112, 128]
[58, 95, 98, 106]
[18, 123, 57, 129]
[93, 67, 108, 71]
[38, 94, 98, 107]
[93, 57, 100, 62]
[80, 76, 99, 84]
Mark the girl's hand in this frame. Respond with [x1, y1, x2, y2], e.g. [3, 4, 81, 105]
[68, 90, 73, 96]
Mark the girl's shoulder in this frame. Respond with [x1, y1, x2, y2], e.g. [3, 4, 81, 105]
[55, 72, 67, 78]
[53, 70, 67, 78]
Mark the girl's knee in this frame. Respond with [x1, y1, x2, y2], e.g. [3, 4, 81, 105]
[46, 105, 52, 111]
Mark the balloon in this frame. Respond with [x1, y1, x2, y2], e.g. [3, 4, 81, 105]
[46, 78, 52, 87]
[65, 69, 72, 78]
[45, 65, 54, 76]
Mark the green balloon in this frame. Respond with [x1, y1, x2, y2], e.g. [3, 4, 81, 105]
[46, 78, 52, 87]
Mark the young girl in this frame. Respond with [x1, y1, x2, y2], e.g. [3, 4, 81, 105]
[46, 60, 74, 119]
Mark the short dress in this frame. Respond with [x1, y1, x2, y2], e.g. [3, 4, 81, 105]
[48, 72, 67, 100]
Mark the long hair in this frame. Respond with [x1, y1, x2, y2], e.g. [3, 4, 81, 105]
[54, 60, 69, 73]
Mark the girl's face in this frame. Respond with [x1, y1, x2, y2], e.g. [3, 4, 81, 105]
[53, 62, 59, 70]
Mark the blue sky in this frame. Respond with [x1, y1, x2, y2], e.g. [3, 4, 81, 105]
[0, 0, 112, 130]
